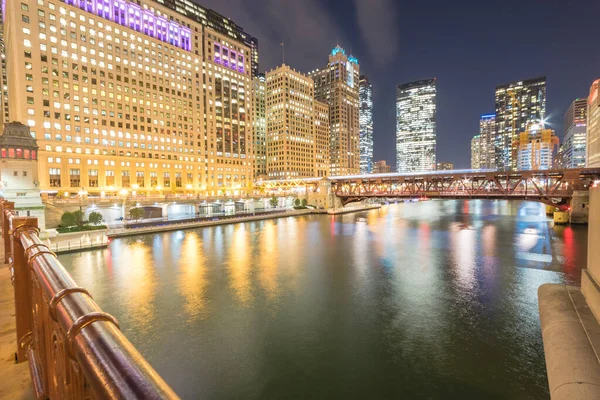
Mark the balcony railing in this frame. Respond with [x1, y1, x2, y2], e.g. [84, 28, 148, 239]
[0, 199, 178, 399]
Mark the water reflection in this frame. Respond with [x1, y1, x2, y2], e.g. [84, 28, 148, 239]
[112, 240, 157, 332]
[59, 200, 588, 399]
[178, 232, 208, 322]
[227, 226, 253, 306]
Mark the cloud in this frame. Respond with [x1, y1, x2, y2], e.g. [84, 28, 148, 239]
[353, 0, 400, 67]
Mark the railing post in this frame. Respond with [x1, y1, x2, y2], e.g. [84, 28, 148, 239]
[10, 215, 38, 362]
[1, 200, 15, 263]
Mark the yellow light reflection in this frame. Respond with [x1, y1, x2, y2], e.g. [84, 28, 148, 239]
[114, 242, 157, 331]
[258, 221, 280, 300]
[228, 225, 253, 306]
[178, 232, 208, 322]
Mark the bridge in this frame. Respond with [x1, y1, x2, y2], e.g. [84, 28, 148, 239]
[259, 168, 600, 210]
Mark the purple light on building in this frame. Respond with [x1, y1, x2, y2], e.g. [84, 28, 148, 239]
[61, 0, 191, 52]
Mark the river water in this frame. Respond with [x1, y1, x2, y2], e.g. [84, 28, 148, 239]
[59, 200, 588, 399]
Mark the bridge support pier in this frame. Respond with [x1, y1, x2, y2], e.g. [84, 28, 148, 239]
[538, 186, 600, 399]
[569, 190, 589, 224]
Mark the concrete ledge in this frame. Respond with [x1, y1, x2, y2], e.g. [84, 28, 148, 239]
[582, 269, 600, 324]
[538, 283, 600, 400]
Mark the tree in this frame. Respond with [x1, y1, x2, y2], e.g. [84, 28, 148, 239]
[88, 211, 103, 225]
[73, 210, 85, 227]
[301, 198, 308, 207]
[269, 196, 278, 209]
[129, 207, 144, 220]
[294, 198, 301, 207]
[60, 211, 76, 227]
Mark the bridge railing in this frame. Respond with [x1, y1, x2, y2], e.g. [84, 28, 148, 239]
[0, 200, 178, 399]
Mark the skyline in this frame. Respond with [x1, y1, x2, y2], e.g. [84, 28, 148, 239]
[197, 0, 600, 169]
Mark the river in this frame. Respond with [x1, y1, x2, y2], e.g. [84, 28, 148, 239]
[59, 200, 588, 399]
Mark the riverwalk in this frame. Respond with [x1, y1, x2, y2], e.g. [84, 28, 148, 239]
[45, 204, 381, 251]
[0, 246, 33, 399]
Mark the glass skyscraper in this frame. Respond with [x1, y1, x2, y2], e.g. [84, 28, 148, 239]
[359, 75, 373, 174]
[562, 98, 588, 168]
[479, 114, 496, 169]
[494, 77, 546, 171]
[396, 79, 436, 173]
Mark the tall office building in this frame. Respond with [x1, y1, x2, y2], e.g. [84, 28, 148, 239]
[395, 79, 436, 173]
[471, 134, 482, 169]
[372, 160, 391, 174]
[562, 98, 588, 168]
[252, 73, 266, 178]
[494, 77, 546, 170]
[359, 75, 373, 174]
[588, 79, 600, 168]
[149, 0, 259, 77]
[514, 126, 559, 170]
[314, 100, 331, 177]
[266, 64, 329, 179]
[479, 114, 495, 168]
[310, 45, 360, 176]
[5, 0, 255, 196]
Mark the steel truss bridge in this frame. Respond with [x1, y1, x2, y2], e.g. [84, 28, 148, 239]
[259, 169, 600, 209]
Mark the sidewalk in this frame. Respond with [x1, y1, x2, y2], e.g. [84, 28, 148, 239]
[0, 246, 33, 399]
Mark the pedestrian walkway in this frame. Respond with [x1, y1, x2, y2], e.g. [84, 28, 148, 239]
[0, 244, 33, 399]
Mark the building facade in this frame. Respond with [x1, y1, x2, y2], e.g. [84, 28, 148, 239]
[372, 160, 391, 174]
[149, 0, 259, 77]
[359, 75, 373, 174]
[266, 64, 328, 179]
[252, 73, 266, 178]
[479, 114, 495, 169]
[310, 45, 360, 176]
[514, 126, 559, 170]
[562, 98, 587, 169]
[5, 0, 256, 196]
[314, 100, 330, 177]
[396, 79, 436, 173]
[0, 122, 45, 228]
[494, 77, 546, 170]
[588, 79, 600, 168]
[471, 134, 482, 169]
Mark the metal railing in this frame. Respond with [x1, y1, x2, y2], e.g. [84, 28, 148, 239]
[0, 200, 178, 399]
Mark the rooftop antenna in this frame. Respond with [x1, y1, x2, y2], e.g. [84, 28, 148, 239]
[280, 40, 285, 64]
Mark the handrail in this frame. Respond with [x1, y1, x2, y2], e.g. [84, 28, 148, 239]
[1, 199, 178, 399]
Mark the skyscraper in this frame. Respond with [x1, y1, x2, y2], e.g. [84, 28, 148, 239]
[479, 114, 496, 168]
[562, 98, 588, 168]
[310, 45, 360, 176]
[494, 77, 546, 171]
[252, 74, 267, 178]
[359, 75, 373, 174]
[396, 79, 436, 173]
[587, 79, 600, 168]
[514, 126, 559, 170]
[314, 100, 331, 177]
[148, 0, 259, 77]
[471, 135, 482, 169]
[372, 160, 391, 174]
[266, 64, 329, 179]
[5, 0, 255, 196]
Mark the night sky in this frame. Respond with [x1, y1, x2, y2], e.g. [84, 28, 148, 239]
[199, 0, 600, 169]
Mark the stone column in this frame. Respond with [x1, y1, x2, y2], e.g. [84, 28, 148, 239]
[582, 186, 600, 318]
